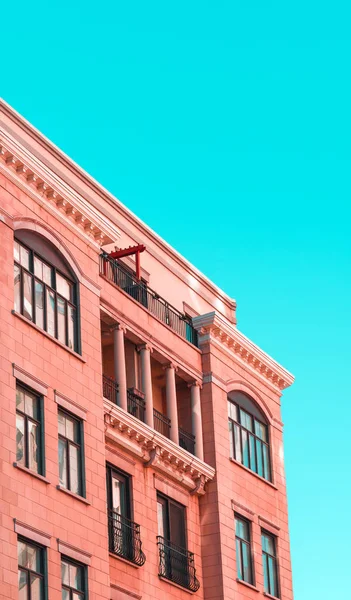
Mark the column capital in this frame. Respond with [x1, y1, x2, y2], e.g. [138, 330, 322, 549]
[188, 380, 202, 390]
[163, 362, 178, 373]
[137, 343, 153, 353]
[113, 322, 127, 334]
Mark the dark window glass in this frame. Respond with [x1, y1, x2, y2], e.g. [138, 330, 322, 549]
[14, 238, 78, 352]
[16, 385, 43, 475]
[262, 531, 279, 597]
[235, 515, 253, 584]
[61, 558, 86, 600]
[228, 397, 271, 481]
[18, 539, 45, 600]
[58, 410, 83, 496]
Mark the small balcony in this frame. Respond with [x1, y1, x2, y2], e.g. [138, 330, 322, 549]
[100, 253, 198, 347]
[157, 536, 200, 592]
[108, 510, 146, 567]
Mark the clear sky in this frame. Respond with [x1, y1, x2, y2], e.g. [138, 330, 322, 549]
[2, 2, 350, 598]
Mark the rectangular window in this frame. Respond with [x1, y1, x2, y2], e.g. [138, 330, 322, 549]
[235, 515, 253, 584]
[262, 531, 279, 598]
[106, 465, 145, 566]
[61, 558, 86, 600]
[16, 384, 43, 475]
[18, 538, 46, 600]
[58, 410, 84, 496]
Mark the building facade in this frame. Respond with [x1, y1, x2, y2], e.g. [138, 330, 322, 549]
[0, 100, 294, 600]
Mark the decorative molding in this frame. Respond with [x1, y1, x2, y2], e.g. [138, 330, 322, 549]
[258, 515, 281, 532]
[153, 474, 189, 507]
[104, 399, 215, 496]
[0, 135, 120, 248]
[13, 363, 48, 396]
[193, 313, 294, 392]
[231, 499, 255, 517]
[110, 583, 142, 600]
[14, 519, 51, 547]
[54, 390, 87, 421]
[57, 539, 92, 565]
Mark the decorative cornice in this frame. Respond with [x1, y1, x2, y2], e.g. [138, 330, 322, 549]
[193, 312, 294, 392]
[103, 399, 215, 495]
[0, 134, 120, 247]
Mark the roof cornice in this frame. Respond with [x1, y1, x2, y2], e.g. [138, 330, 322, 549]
[0, 128, 120, 248]
[0, 99, 235, 315]
[193, 312, 294, 391]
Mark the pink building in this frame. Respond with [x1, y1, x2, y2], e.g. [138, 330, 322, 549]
[0, 99, 294, 600]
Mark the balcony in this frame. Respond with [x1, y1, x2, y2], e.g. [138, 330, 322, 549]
[108, 510, 146, 567]
[179, 427, 196, 456]
[157, 536, 200, 592]
[100, 253, 198, 347]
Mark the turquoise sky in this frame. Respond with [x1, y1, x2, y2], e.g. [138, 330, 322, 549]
[2, 2, 350, 598]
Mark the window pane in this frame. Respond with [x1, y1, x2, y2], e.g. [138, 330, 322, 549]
[34, 257, 43, 280]
[69, 444, 81, 495]
[46, 289, 56, 336]
[65, 416, 78, 442]
[18, 542, 28, 567]
[242, 430, 250, 467]
[228, 420, 234, 458]
[263, 553, 269, 592]
[234, 425, 242, 462]
[256, 439, 264, 477]
[61, 561, 70, 585]
[18, 569, 28, 599]
[62, 590, 70, 600]
[25, 391, 38, 419]
[254, 419, 267, 442]
[69, 562, 83, 590]
[57, 273, 72, 301]
[73, 593, 84, 600]
[57, 296, 66, 344]
[228, 402, 237, 421]
[235, 539, 242, 580]
[58, 412, 66, 436]
[16, 414, 25, 465]
[263, 444, 271, 481]
[67, 305, 76, 351]
[14, 265, 21, 313]
[16, 387, 25, 411]
[43, 263, 52, 286]
[59, 438, 68, 487]
[268, 556, 277, 596]
[14, 240, 20, 262]
[262, 533, 275, 556]
[249, 434, 257, 473]
[157, 501, 165, 537]
[20, 245, 30, 269]
[18, 542, 40, 571]
[242, 543, 252, 583]
[28, 420, 39, 473]
[23, 272, 33, 320]
[35, 281, 44, 330]
[236, 518, 249, 541]
[240, 409, 253, 432]
[30, 574, 43, 600]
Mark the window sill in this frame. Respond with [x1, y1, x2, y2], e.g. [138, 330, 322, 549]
[263, 593, 280, 600]
[109, 552, 142, 569]
[229, 458, 278, 489]
[13, 462, 50, 484]
[236, 578, 259, 592]
[56, 485, 90, 505]
[11, 311, 86, 363]
[158, 576, 196, 594]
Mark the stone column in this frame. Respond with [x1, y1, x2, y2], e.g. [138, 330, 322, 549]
[113, 324, 127, 412]
[190, 381, 204, 461]
[139, 344, 154, 427]
[165, 364, 179, 444]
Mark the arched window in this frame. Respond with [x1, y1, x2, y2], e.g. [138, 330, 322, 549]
[13, 230, 80, 353]
[228, 391, 271, 481]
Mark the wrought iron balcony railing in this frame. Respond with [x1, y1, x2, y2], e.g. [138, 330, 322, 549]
[127, 389, 146, 422]
[179, 427, 196, 456]
[100, 254, 198, 347]
[157, 536, 200, 592]
[103, 374, 118, 404]
[153, 408, 171, 438]
[108, 510, 146, 566]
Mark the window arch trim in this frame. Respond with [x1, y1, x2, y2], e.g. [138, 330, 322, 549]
[226, 381, 273, 424]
